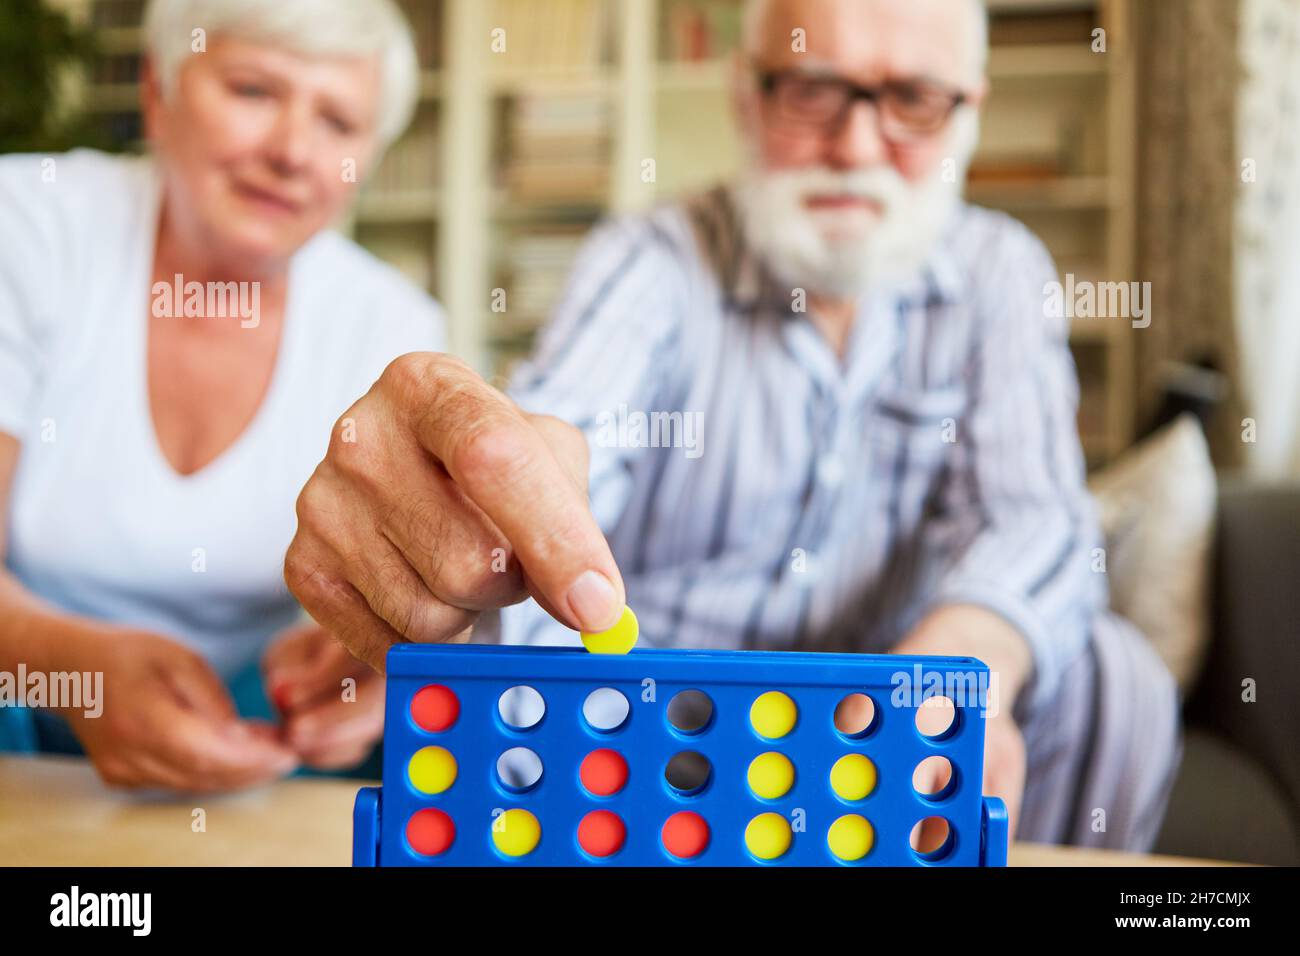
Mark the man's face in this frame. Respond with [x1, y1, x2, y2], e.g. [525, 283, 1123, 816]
[144, 37, 383, 267]
[734, 0, 986, 297]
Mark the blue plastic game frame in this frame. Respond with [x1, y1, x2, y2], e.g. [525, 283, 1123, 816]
[354, 643, 1009, 866]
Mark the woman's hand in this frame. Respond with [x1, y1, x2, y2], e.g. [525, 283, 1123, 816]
[261, 624, 384, 770]
[62, 627, 299, 792]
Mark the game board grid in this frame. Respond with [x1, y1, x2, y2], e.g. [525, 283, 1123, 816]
[376, 647, 991, 866]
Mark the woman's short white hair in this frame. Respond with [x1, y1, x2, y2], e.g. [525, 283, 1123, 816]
[144, 0, 420, 147]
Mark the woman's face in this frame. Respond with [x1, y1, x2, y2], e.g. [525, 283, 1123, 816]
[144, 36, 383, 267]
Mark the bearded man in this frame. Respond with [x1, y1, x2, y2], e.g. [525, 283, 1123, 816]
[286, 0, 1181, 850]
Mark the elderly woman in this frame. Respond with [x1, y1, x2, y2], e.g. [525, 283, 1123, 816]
[0, 0, 442, 791]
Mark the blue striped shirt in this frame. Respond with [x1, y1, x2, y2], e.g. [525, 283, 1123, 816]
[493, 186, 1109, 714]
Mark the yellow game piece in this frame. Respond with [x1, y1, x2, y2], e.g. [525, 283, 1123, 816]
[580, 605, 639, 655]
[407, 746, 457, 795]
[829, 753, 877, 802]
[747, 752, 795, 800]
[745, 812, 793, 860]
[827, 814, 874, 861]
[749, 691, 797, 739]
[492, 808, 541, 857]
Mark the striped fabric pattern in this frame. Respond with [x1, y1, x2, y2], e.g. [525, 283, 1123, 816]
[498, 186, 1108, 718]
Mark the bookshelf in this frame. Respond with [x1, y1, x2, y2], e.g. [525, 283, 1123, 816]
[73, 0, 1138, 462]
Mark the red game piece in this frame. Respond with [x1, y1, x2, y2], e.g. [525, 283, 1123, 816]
[577, 810, 626, 858]
[579, 748, 629, 796]
[405, 808, 455, 856]
[410, 684, 459, 733]
[661, 811, 710, 859]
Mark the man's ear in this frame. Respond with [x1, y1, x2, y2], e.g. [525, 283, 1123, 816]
[967, 76, 990, 111]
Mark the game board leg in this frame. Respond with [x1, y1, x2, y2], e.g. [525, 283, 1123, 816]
[353, 787, 382, 867]
[979, 796, 1009, 867]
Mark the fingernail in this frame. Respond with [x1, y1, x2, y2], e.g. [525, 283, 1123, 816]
[566, 570, 620, 632]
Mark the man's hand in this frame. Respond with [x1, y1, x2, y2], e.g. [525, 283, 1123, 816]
[892, 604, 1033, 842]
[63, 628, 299, 792]
[262, 623, 384, 770]
[284, 353, 626, 671]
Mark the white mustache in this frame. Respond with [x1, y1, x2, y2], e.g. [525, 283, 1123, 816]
[778, 168, 912, 213]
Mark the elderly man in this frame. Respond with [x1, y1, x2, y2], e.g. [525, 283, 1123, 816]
[287, 0, 1179, 849]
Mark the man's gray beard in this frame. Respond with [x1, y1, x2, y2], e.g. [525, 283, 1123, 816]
[731, 118, 978, 299]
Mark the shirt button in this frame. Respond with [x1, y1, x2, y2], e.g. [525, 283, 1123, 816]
[817, 455, 845, 488]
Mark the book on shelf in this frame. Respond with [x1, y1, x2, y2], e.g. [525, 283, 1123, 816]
[500, 94, 610, 203]
[493, 226, 588, 336]
[355, 230, 437, 292]
[659, 0, 744, 63]
[487, 0, 611, 73]
[364, 106, 443, 201]
[91, 0, 145, 29]
[966, 157, 1065, 184]
[988, 8, 1099, 46]
[91, 51, 142, 86]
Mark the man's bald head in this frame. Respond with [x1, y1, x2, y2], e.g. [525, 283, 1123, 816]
[742, 0, 989, 85]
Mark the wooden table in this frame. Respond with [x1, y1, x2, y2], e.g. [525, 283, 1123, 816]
[0, 755, 1230, 867]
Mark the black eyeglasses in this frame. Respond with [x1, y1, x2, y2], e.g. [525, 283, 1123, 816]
[757, 70, 967, 143]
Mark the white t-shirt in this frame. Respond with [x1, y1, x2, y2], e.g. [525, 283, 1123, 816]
[0, 150, 445, 677]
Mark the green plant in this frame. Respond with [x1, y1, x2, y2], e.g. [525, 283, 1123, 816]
[0, 0, 105, 152]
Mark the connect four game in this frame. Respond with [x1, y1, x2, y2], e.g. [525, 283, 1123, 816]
[353, 613, 1009, 866]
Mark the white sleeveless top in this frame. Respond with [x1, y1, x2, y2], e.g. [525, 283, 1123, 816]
[0, 150, 444, 676]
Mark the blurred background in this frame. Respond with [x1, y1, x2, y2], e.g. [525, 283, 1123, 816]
[9, 0, 1298, 477]
[3, 0, 1300, 863]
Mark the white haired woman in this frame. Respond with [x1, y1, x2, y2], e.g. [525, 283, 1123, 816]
[0, 0, 442, 791]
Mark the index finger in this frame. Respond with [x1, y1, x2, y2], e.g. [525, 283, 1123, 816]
[390, 355, 625, 633]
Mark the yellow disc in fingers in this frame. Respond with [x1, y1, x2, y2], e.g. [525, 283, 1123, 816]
[580, 605, 639, 655]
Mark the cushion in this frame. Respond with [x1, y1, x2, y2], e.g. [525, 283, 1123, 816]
[1087, 415, 1217, 692]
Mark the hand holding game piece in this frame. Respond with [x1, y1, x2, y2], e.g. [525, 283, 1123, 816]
[262, 623, 385, 770]
[580, 605, 639, 655]
[284, 353, 627, 671]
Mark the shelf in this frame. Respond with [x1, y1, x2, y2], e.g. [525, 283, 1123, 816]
[94, 26, 143, 53]
[655, 59, 729, 92]
[85, 83, 140, 112]
[655, 44, 1109, 89]
[490, 192, 606, 222]
[488, 68, 616, 96]
[967, 175, 1112, 210]
[988, 43, 1109, 79]
[356, 190, 442, 223]
[1070, 314, 1126, 344]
